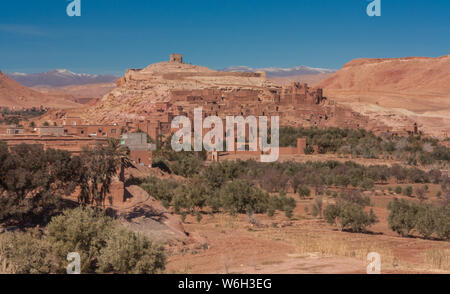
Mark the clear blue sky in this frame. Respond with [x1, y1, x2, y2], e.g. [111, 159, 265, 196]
[0, 0, 449, 75]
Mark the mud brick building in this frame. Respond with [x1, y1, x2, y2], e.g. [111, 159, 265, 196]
[0, 125, 24, 135]
[120, 132, 156, 166]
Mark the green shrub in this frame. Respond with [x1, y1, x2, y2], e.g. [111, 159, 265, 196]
[170, 153, 203, 177]
[268, 192, 296, 219]
[297, 185, 311, 199]
[339, 190, 371, 207]
[173, 180, 210, 214]
[0, 229, 58, 274]
[387, 198, 419, 237]
[46, 206, 116, 273]
[404, 186, 413, 197]
[415, 205, 436, 239]
[435, 206, 450, 241]
[202, 161, 240, 189]
[97, 228, 166, 274]
[46, 206, 166, 274]
[360, 178, 375, 190]
[388, 198, 450, 240]
[218, 180, 269, 215]
[140, 177, 179, 208]
[259, 168, 290, 193]
[324, 201, 378, 233]
[395, 186, 402, 194]
[0, 143, 80, 225]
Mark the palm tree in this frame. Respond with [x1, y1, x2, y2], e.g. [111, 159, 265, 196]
[107, 138, 132, 182]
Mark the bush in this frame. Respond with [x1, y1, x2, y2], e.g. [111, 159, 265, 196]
[404, 186, 413, 197]
[97, 228, 166, 274]
[218, 180, 269, 215]
[46, 206, 166, 274]
[416, 186, 427, 201]
[435, 206, 450, 241]
[324, 201, 378, 233]
[387, 198, 450, 240]
[46, 206, 116, 273]
[153, 138, 205, 177]
[151, 156, 171, 173]
[259, 168, 290, 193]
[415, 205, 436, 239]
[0, 229, 58, 274]
[268, 192, 296, 219]
[297, 185, 311, 199]
[140, 177, 179, 208]
[360, 178, 375, 190]
[339, 190, 371, 206]
[395, 186, 402, 194]
[170, 153, 203, 177]
[202, 161, 240, 189]
[387, 198, 419, 237]
[173, 180, 210, 215]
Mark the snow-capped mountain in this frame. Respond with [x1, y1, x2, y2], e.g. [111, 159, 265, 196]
[7, 70, 118, 87]
[222, 65, 335, 78]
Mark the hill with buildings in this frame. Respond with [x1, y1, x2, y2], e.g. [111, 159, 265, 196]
[56, 54, 378, 137]
[38, 54, 449, 138]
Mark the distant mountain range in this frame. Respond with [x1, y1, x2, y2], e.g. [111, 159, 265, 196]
[7, 69, 118, 87]
[6, 66, 333, 87]
[0, 71, 81, 109]
[221, 65, 335, 78]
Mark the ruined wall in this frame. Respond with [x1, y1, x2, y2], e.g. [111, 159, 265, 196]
[0, 136, 107, 154]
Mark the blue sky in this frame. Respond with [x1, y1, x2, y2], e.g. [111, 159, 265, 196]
[0, 0, 449, 75]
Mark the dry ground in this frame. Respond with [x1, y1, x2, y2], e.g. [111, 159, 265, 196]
[166, 185, 450, 274]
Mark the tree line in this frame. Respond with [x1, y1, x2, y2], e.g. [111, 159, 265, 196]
[280, 126, 450, 165]
[0, 139, 130, 226]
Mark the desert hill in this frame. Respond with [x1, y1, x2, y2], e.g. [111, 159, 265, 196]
[316, 55, 450, 112]
[33, 83, 116, 101]
[0, 71, 82, 109]
[315, 56, 450, 138]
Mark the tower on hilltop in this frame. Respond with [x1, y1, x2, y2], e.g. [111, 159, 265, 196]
[170, 54, 183, 64]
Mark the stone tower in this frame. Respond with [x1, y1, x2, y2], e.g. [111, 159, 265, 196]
[170, 54, 183, 64]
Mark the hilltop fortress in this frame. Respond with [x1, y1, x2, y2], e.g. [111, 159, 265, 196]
[54, 54, 384, 139]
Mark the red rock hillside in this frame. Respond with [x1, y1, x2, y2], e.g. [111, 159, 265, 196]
[0, 71, 81, 109]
